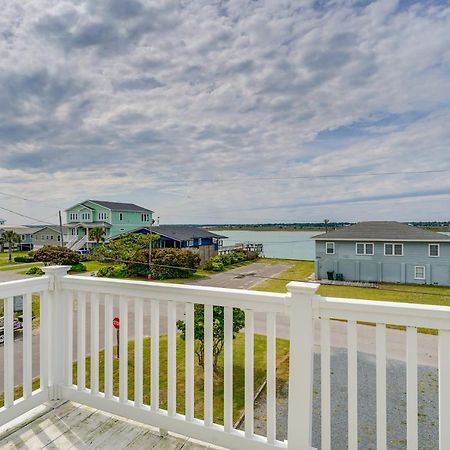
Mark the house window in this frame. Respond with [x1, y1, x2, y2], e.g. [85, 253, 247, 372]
[187, 240, 194, 247]
[50, 235, 54, 240]
[119, 213, 123, 221]
[414, 266, 425, 280]
[384, 243, 403, 256]
[356, 242, 374, 255]
[429, 244, 440, 257]
[69, 213, 79, 221]
[98, 212, 107, 221]
[71, 228, 76, 235]
[57, 235, 61, 241]
[141, 213, 150, 222]
[325, 242, 335, 254]
[198, 238, 202, 246]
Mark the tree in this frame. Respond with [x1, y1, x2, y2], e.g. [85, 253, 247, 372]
[177, 306, 245, 372]
[34, 245, 81, 265]
[0, 234, 5, 253]
[89, 227, 106, 244]
[2, 230, 21, 261]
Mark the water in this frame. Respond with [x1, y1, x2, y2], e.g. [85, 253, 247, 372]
[215, 230, 318, 260]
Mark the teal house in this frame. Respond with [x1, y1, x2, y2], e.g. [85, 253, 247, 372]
[65, 200, 153, 251]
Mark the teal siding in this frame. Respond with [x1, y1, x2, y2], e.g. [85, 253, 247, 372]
[316, 240, 450, 285]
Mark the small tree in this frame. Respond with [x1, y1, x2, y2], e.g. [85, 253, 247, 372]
[34, 245, 81, 265]
[177, 306, 245, 371]
[2, 230, 21, 261]
[0, 234, 5, 253]
[89, 227, 106, 244]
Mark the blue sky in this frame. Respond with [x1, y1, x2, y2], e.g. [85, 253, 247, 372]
[1, 0, 450, 224]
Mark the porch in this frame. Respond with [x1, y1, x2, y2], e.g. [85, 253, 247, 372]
[0, 267, 449, 449]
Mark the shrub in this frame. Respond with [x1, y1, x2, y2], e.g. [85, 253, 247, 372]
[14, 256, 34, 263]
[96, 265, 128, 278]
[70, 263, 87, 273]
[203, 250, 258, 271]
[26, 266, 44, 276]
[127, 248, 201, 279]
[34, 246, 81, 266]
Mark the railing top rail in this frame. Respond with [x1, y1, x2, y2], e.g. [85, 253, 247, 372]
[0, 276, 50, 297]
[62, 275, 290, 313]
[316, 295, 450, 329]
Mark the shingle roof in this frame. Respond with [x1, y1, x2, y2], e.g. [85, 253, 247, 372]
[313, 221, 450, 241]
[132, 225, 227, 241]
[89, 200, 153, 213]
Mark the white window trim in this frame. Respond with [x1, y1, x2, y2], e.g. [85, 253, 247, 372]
[428, 243, 440, 257]
[325, 242, 335, 254]
[414, 265, 426, 280]
[356, 242, 374, 255]
[384, 243, 403, 256]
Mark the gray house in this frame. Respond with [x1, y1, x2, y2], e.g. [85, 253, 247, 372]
[313, 221, 450, 285]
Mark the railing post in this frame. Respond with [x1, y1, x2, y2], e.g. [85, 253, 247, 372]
[41, 265, 71, 401]
[287, 281, 319, 450]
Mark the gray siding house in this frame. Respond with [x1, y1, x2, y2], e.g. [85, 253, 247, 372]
[313, 221, 450, 285]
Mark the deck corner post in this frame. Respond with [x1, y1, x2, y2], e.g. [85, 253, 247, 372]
[41, 265, 71, 401]
[286, 282, 320, 450]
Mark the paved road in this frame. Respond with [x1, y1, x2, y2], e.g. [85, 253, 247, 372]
[0, 262, 439, 390]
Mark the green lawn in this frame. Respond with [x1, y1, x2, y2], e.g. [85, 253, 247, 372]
[1, 334, 290, 421]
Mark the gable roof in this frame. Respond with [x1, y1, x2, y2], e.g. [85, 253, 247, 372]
[313, 221, 450, 242]
[67, 200, 153, 213]
[33, 225, 71, 234]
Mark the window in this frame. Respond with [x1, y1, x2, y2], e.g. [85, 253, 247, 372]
[415, 266, 425, 280]
[356, 242, 374, 255]
[384, 243, 403, 256]
[57, 235, 61, 241]
[98, 212, 107, 221]
[325, 242, 335, 254]
[198, 238, 202, 246]
[81, 212, 90, 221]
[69, 213, 79, 221]
[50, 235, 54, 240]
[429, 243, 440, 257]
[187, 239, 194, 247]
[71, 228, 76, 235]
[119, 213, 123, 221]
[141, 213, 150, 222]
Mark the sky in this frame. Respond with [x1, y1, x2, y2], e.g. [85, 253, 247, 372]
[1, 0, 450, 225]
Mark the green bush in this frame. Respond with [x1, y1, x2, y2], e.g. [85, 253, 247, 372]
[70, 263, 87, 272]
[34, 246, 81, 266]
[14, 256, 34, 263]
[26, 266, 44, 276]
[204, 250, 257, 272]
[96, 265, 128, 278]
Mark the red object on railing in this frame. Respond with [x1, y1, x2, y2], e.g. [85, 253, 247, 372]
[112, 317, 120, 329]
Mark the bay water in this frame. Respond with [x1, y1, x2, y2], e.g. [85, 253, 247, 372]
[215, 230, 318, 260]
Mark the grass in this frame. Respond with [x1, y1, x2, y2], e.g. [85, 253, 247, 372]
[0, 334, 290, 423]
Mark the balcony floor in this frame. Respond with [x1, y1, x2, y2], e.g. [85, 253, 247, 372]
[0, 401, 212, 449]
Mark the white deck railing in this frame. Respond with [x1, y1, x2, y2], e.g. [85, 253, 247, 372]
[0, 266, 449, 450]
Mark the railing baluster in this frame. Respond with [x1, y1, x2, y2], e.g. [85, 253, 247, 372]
[4, 297, 14, 407]
[134, 298, 143, 407]
[151, 300, 160, 411]
[23, 293, 32, 399]
[40, 291, 49, 390]
[104, 294, 113, 399]
[204, 304, 214, 426]
[119, 296, 128, 403]
[77, 291, 86, 390]
[406, 326, 418, 450]
[90, 293, 99, 395]
[321, 318, 331, 450]
[167, 301, 177, 416]
[224, 306, 234, 433]
[439, 329, 450, 450]
[185, 302, 195, 422]
[347, 320, 358, 450]
[65, 291, 73, 387]
[376, 323, 387, 450]
[245, 309, 254, 439]
[266, 312, 277, 444]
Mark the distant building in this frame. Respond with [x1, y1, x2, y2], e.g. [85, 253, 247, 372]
[32, 226, 72, 249]
[0, 225, 34, 251]
[313, 221, 450, 285]
[120, 225, 227, 263]
[65, 200, 153, 251]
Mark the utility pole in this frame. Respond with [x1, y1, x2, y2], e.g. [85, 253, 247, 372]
[324, 219, 329, 233]
[148, 218, 155, 278]
[58, 210, 64, 247]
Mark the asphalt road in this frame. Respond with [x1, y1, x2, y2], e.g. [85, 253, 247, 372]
[0, 262, 439, 391]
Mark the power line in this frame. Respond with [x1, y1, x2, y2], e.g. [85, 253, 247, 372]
[0, 205, 56, 226]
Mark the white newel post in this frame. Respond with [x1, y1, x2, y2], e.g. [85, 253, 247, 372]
[42, 266, 71, 401]
[287, 281, 319, 450]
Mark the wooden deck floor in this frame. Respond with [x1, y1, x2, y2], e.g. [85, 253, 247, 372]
[0, 401, 212, 449]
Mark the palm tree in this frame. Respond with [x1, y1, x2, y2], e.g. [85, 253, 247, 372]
[89, 227, 106, 244]
[2, 230, 21, 261]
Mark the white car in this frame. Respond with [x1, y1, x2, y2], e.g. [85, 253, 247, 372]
[0, 328, 4, 345]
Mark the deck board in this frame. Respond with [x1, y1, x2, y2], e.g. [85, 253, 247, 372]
[0, 402, 211, 449]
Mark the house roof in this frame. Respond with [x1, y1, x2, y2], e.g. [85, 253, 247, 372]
[89, 200, 153, 213]
[0, 225, 35, 234]
[313, 221, 450, 242]
[33, 225, 71, 234]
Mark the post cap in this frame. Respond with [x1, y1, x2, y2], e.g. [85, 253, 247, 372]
[286, 281, 320, 295]
[41, 265, 71, 276]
